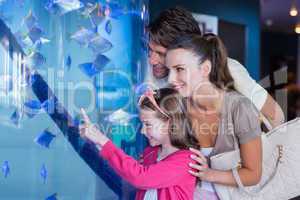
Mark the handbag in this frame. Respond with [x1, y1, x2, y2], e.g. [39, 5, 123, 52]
[210, 117, 300, 200]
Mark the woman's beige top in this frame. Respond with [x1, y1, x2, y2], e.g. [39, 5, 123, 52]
[206, 90, 262, 157]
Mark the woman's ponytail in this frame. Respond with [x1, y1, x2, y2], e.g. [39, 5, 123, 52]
[203, 33, 234, 90]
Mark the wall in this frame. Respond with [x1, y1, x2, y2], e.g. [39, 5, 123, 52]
[149, 0, 261, 80]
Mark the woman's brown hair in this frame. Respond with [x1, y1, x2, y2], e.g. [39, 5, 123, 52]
[139, 88, 199, 149]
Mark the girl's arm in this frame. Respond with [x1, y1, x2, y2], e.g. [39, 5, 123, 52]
[189, 136, 262, 186]
[100, 140, 196, 189]
[79, 109, 196, 190]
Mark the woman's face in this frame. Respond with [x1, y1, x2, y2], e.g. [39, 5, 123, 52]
[166, 48, 208, 98]
[140, 109, 169, 147]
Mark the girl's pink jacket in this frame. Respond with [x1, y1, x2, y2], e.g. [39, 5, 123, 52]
[99, 141, 197, 200]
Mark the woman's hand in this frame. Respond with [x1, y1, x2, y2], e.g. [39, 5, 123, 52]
[188, 147, 216, 182]
[79, 108, 109, 146]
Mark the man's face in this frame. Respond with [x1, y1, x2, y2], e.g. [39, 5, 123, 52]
[148, 41, 169, 79]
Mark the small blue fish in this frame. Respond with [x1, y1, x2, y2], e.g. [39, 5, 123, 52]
[2, 161, 10, 178]
[78, 54, 112, 77]
[81, 3, 105, 27]
[23, 10, 37, 30]
[65, 55, 72, 70]
[102, 2, 125, 19]
[33, 37, 51, 51]
[24, 98, 54, 117]
[10, 109, 21, 126]
[105, 109, 138, 124]
[45, 0, 84, 16]
[28, 26, 44, 44]
[105, 20, 112, 34]
[24, 99, 42, 118]
[78, 63, 96, 78]
[34, 129, 56, 148]
[40, 164, 47, 184]
[23, 52, 46, 67]
[70, 27, 97, 47]
[88, 35, 112, 54]
[45, 193, 57, 200]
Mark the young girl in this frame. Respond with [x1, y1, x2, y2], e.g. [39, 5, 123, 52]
[79, 88, 199, 200]
[165, 34, 263, 199]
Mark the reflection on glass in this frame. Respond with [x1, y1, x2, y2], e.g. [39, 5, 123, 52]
[0, 0, 149, 199]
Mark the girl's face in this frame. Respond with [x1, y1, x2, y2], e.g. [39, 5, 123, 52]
[140, 109, 169, 147]
[166, 48, 210, 98]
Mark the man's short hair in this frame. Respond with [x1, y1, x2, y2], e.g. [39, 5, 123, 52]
[148, 6, 202, 48]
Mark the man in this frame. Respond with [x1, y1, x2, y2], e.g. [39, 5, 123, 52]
[146, 6, 284, 128]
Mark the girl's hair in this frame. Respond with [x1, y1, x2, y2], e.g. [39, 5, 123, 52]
[139, 88, 199, 149]
[168, 33, 235, 90]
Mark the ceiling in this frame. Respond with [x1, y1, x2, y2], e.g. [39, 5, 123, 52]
[261, 0, 300, 34]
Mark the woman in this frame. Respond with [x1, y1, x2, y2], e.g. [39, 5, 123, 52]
[165, 34, 262, 199]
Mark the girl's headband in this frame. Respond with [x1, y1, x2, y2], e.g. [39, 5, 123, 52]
[138, 89, 169, 118]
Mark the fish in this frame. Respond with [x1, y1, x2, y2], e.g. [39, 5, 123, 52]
[40, 164, 47, 183]
[102, 2, 125, 19]
[78, 54, 113, 77]
[45, 0, 84, 16]
[24, 99, 42, 118]
[23, 52, 46, 68]
[10, 109, 22, 126]
[1, 161, 10, 178]
[33, 37, 51, 51]
[86, 3, 105, 27]
[65, 55, 72, 70]
[105, 20, 112, 34]
[28, 26, 44, 44]
[104, 109, 138, 124]
[70, 27, 97, 47]
[45, 193, 58, 200]
[88, 35, 112, 54]
[23, 10, 37, 30]
[34, 129, 56, 148]
[23, 98, 55, 117]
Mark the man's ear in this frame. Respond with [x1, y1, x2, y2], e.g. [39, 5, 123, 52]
[199, 60, 212, 78]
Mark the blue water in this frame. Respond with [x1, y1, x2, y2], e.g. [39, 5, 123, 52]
[0, 0, 148, 199]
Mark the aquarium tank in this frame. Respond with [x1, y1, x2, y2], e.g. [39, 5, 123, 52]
[0, 0, 149, 199]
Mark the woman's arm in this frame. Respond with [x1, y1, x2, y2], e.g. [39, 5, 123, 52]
[189, 137, 262, 186]
[189, 96, 263, 187]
